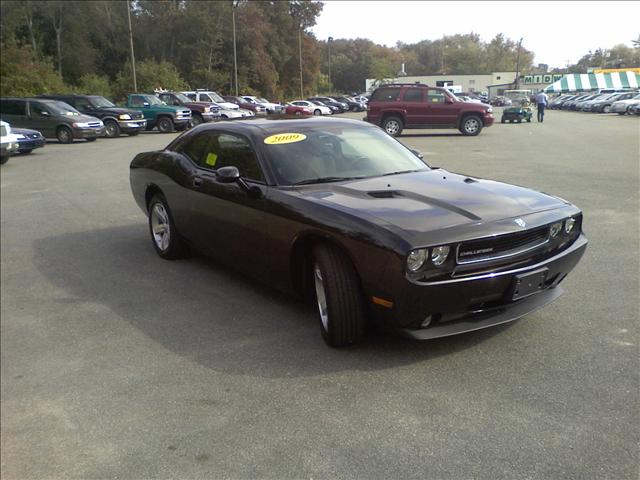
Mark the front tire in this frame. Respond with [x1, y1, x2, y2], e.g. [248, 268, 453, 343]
[460, 115, 482, 136]
[312, 244, 366, 347]
[157, 117, 174, 133]
[147, 194, 189, 260]
[314, 109, 321, 116]
[191, 114, 204, 127]
[56, 126, 73, 144]
[382, 116, 403, 136]
[603, 105, 610, 113]
[104, 119, 121, 138]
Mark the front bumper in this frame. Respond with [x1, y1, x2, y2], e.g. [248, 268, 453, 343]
[72, 127, 104, 139]
[1, 142, 19, 156]
[483, 113, 495, 126]
[118, 119, 147, 132]
[17, 138, 45, 152]
[378, 234, 588, 340]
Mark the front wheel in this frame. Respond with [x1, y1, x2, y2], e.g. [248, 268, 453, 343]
[295, 110, 302, 116]
[460, 115, 482, 136]
[382, 116, 403, 136]
[56, 126, 73, 144]
[104, 119, 121, 138]
[312, 244, 366, 347]
[314, 109, 321, 116]
[190, 114, 203, 127]
[157, 117, 174, 133]
[602, 105, 610, 114]
[147, 194, 189, 260]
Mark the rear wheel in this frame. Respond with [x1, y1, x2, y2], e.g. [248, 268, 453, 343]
[56, 126, 73, 144]
[460, 115, 482, 135]
[603, 105, 611, 113]
[312, 244, 366, 347]
[382, 116, 403, 136]
[157, 117, 174, 133]
[104, 119, 120, 138]
[314, 109, 321, 115]
[147, 194, 189, 260]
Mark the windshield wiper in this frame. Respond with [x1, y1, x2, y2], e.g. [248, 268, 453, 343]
[292, 176, 365, 186]
[380, 169, 423, 177]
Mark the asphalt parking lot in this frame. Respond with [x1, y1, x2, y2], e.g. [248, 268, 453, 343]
[1, 110, 638, 479]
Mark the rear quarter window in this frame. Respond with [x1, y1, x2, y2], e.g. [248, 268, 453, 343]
[1, 99, 26, 116]
[371, 87, 401, 102]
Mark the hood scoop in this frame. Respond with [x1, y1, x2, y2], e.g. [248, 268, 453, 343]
[367, 190, 403, 199]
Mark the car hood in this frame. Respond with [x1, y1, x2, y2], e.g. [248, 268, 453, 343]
[98, 106, 140, 115]
[293, 170, 566, 236]
[216, 102, 239, 110]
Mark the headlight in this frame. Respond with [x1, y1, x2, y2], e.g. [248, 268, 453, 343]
[72, 122, 91, 128]
[431, 246, 450, 266]
[118, 114, 131, 120]
[203, 107, 210, 113]
[550, 222, 562, 237]
[407, 249, 428, 272]
[564, 217, 576, 234]
[486, 107, 493, 113]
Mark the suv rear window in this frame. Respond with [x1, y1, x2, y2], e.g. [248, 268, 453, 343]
[371, 87, 401, 102]
[1, 99, 26, 116]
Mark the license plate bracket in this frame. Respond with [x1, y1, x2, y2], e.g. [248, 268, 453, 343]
[511, 268, 548, 300]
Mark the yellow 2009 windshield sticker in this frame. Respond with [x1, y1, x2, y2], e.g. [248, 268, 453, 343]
[264, 133, 307, 145]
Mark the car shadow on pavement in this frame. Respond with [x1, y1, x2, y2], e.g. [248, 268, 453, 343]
[33, 224, 511, 379]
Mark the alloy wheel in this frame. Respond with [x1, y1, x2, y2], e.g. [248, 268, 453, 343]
[314, 264, 329, 332]
[385, 120, 400, 135]
[151, 203, 171, 252]
[464, 118, 480, 134]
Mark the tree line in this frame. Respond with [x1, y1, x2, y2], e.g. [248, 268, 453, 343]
[1, 1, 638, 101]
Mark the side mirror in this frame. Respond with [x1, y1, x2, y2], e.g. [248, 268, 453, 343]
[40, 110, 50, 116]
[410, 149, 424, 160]
[143, 102, 150, 107]
[216, 166, 241, 183]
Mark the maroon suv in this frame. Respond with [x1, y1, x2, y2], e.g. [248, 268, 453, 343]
[365, 83, 494, 136]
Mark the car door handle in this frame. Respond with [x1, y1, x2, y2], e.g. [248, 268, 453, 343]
[192, 177, 203, 188]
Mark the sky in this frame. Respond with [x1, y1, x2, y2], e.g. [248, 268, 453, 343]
[312, 1, 640, 69]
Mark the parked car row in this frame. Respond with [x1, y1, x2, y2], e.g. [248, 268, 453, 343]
[548, 91, 640, 114]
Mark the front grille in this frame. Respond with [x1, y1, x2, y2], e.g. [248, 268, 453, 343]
[131, 112, 143, 119]
[457, 226, 549, 265]
[87, 122, 101, 128]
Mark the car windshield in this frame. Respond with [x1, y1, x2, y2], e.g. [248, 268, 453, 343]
[263, 125, 429, 186]
[47, 101, 81, 116]
[90, 96, 116, 108]
[173, 93, 192, 103]
[143, 95, 164, 105]
[206, 91, 224, 102]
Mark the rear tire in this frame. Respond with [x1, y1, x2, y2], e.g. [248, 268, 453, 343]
[460, 115, 482, 135]
[147, 194, 190, 260]
[382, 116, 403, 136]
[157, 117, 174, 133]
[56, 126, 73, 144]
[314, 109, 321, 115]
[312, 244, 366, 347]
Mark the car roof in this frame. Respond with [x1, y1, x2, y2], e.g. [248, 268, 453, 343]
[187, 116, 375, 137]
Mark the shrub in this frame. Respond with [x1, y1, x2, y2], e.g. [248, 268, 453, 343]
[0, 41, 67, 97]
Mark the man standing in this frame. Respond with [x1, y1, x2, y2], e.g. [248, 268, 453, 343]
[535, 90, 549, 122]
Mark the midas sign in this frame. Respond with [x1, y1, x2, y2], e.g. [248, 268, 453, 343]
[521, 74, 564, 85]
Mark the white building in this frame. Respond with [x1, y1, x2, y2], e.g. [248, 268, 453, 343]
[365, 72, 518, 95]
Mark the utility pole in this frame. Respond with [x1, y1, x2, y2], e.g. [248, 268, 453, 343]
[515, 37, 523, 90]
[299, 28, 303, 98]
[127, 0, 137, 92]
[328, 36, 333, 93]
[232, 2, 239, 96]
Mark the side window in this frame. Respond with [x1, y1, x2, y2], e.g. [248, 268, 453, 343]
[74, 98, 92, 111]
[0, 99, 26, 115]
[370, 87, 401, 102]
[426, 89, 446, 104]
[402, 89, 422, 102]
[31, 102, 51, 116]
[179, 133, 213, 165]
[186, 94, 196, 101]
[130, 95, 146, 107]
[159, 94, 177, 106]
[215, 133, 264, 182]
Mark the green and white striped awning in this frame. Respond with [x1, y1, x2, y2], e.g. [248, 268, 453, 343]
[544, 71, 640, 92]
